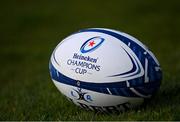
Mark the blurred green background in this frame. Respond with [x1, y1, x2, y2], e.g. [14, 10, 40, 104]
[0, 0, 180, 120]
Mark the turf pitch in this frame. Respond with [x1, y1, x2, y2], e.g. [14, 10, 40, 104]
[0, 0, 180, 120]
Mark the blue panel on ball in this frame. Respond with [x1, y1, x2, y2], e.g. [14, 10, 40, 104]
[49, 62, 160, 98]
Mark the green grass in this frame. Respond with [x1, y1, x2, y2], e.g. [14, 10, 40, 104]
[0, 0, 180, 120]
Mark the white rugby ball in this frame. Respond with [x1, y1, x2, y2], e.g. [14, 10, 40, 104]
[49, 28, 162, 113]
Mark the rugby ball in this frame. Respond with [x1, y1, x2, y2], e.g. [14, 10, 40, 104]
[49, 28, 162, 113]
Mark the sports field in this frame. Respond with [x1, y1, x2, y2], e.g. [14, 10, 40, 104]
[0, 0, 180, 120]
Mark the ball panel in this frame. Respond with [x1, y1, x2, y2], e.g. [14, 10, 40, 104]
[52, 80, 144, 112]
[49, 62, 160, 98]
[51, 31, 145, 82]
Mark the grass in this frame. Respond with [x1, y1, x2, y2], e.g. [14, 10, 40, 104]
[0, 0, 180, 120]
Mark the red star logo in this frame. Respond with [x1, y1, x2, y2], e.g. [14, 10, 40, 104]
[89, 41, 95, 47]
